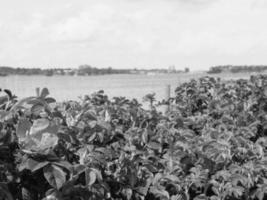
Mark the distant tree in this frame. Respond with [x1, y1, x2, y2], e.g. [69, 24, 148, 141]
[107, 67, 112, 74]
[207, 66, 223, 74]
[44, 69, 53, 76]
[184, 67, 190, 73]
[78, 64, 93, 75]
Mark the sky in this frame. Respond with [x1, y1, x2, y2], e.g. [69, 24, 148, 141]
[0, 0, 267, 71]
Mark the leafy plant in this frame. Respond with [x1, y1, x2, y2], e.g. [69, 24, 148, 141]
[1, 75, 267, 200]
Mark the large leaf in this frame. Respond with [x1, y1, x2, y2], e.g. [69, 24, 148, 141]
[22, 133, 58, 151]
[38, 133, 59, 150]
[40, 88, 49, 98]
[29, 118, 58, 139]
[19, 158, 50, 172]
[31, 103, 44, 116]
[16, 118, 32, 139]
[0, 110, 10, 121]
[11, 96, 36, 110]
[30, 118, 50, 136]
[43, 164, 66, 190]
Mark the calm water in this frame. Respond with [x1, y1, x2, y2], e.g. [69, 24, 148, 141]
[0, 72, 260, 102]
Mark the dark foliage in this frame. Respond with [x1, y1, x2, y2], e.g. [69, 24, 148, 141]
[1, 75, 267, 200]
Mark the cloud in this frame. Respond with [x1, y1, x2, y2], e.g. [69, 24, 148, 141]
[0, 0, 267, 69]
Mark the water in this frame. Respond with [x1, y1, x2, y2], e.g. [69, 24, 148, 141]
[0, 72, 261, 102]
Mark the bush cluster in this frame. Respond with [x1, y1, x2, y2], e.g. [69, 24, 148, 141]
[0, 75, 267, 200]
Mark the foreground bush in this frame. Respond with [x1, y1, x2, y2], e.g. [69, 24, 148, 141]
[0, 75, 267, 200]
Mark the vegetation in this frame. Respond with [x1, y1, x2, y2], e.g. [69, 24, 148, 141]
[0, 66, 130, 76]
[77, 65, 131, 75]
[1, 75, 267, 200]
[207, 65, 267, 74]
[0, 65, 188, 76]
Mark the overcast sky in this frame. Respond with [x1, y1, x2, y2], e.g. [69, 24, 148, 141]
[0, 0, 267, 70]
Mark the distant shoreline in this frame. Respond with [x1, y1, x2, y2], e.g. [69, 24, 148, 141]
[0, 65, 190, 76]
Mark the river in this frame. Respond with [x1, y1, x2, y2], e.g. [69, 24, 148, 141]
[0, 72, 260, 102]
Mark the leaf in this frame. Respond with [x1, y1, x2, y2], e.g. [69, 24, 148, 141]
[53, 161, 72, 171]
[77, 147, 89, 165]
[23, 159, 50, 172]
[3, 89, 12, 99]
[91, 168, 103, 181]
[32, 161, 51, 172]
[0, 95, 8, 105]
[149, 187, 169, 199]
[84, 111, 97, 120]
[163, 175, 180, 183]
[175, 141, 190, 151]
[88, 132, 97, 143]
[21, 137, 39, 151]
[152, 173, 163, 185]
[256, 192, 264, 200]
[254, 188, 265, 200]
[231, 174, 247, 186]
[57, 132, 72, 143]
[97, 120, 111, 131]
[0, 183, 14, 200]
[29, 118, 58, 140]
[171, 194, 183, 200]
[31, 103, 44, 116]
[229, 186, 244, 198]
[85, 168, 97, 186]
[40, 88, 49, 98]
[16, 118, 32, 139]
[0, 110, 11, 121]
[104, 110, 111, 122]
[147, 141, 161, 150]
[43, 164, 66, 189]
[211, 186, 219, 196]
[193, 194, 208, 200]
[176, 117, 184, 128]
[10, 96, 35, 111]
[122, 188, 132, 200]
[30, 118, 50, 136]
[135, 186, 150, 196]
[142, 129, 148, 144]
[38, 133, 59, 149]
[210, 195, 220, 200]
[89, 121, 97, 128]
[45, 97, 56, 104]
[143, 163, 158, 173]
[72, 164, 86, 175]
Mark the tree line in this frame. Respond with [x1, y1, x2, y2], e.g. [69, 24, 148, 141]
[0, 65, 189, 76]
[0, 65, 131, 76]
[207, 65, 267, 74]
